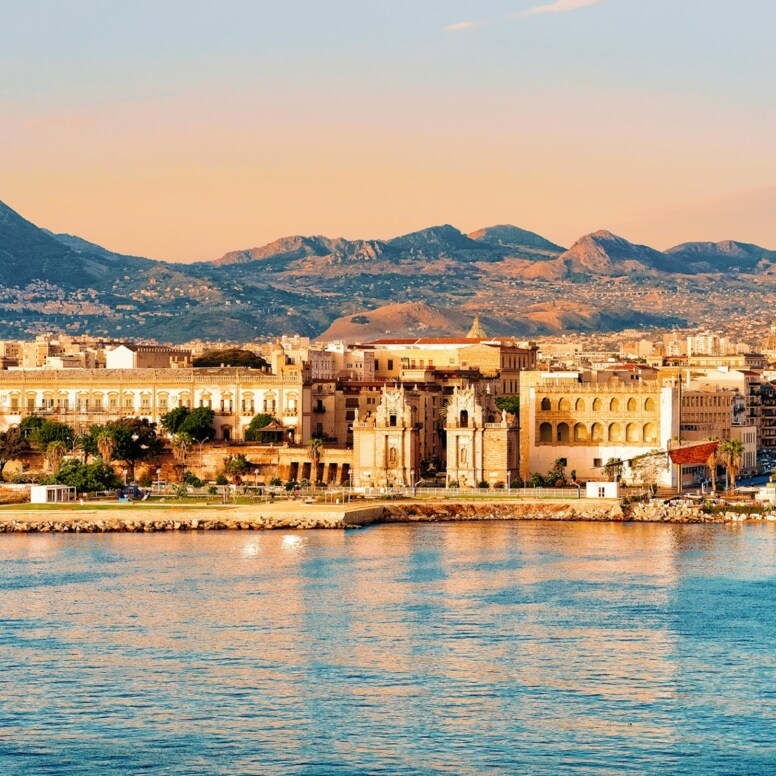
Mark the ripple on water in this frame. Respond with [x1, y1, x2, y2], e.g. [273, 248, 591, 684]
[0, 522, 774, 775]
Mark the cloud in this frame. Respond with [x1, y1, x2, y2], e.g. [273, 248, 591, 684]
[520, 0, 603, 17]
[444, 20, 483, 32]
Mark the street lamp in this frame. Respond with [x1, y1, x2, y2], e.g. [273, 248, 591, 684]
[156, 467, 162, 491]
[410, 468, 415, 496]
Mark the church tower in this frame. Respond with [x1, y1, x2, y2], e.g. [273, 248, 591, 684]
[466, 314, 487, 339]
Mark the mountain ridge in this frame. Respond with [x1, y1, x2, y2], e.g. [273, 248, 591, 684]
[1, 196, 775, 342]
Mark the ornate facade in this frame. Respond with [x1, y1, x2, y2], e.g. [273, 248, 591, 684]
[444, 385, 518, 487]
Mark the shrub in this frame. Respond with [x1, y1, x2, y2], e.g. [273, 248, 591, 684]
[269, 477, 282, 487]
[184, 471, 204, 488]
[478, 481, 490, 489]
[207, 485, 218, 496]
[510, 478, 524, 489]
[215, 474, 228, 486]
[284, 480, 298, 491]
[139, 475, 153, 488]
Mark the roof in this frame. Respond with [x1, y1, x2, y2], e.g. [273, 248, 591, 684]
[668, 440, 719, 466]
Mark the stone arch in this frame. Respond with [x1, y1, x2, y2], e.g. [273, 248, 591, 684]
[626, 422, 640, 442]
[591, 422, 604, 441]
[539, 422, 553, 443]
[557, 422, 570, 442]
[645, 397, 656, 412]
[575, 398, 585, 411]
[593, 398, 602, 411]
[610, 398, 620, 412]
[627, 398, 637, 412]
[643, 422, 657, 443]
[540, 397, 551, 411]
[573, 423, 588, 442]
[608, 422, 622, 442]
[558, 397, 571, 412]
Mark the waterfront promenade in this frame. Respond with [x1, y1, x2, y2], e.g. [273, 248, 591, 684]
[0, 496, 767, 533]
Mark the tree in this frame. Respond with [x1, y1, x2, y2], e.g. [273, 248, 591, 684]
[245, 413, 280, 442]
[705, 437, 720, 493]
[307, 438, 324, 482]
[0, 428, 27, 481]
[603, 458, 624, 481]
[171, 432, 194, 481]
[97, 429, 116, 464]
[160, 406, 190, 436]
[494, 396, 519, 418]
[44, 459, 121, 493]
[180, 407, 215, 440]
[193, 348, 268, 369]
[223, 453, 250, 483]
[547, 457, 568, 486]
[24, 417, 74, 452]
[94, 418, 163, 480]
[719, 438, 745, 491]
[629, 449, 668, 494]
[45, 440, 68, 475]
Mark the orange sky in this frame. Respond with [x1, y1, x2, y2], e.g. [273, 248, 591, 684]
[2, 1, 775, 261]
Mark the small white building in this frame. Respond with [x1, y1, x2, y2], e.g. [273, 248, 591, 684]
[30, 485, 76, 504]
[586, 481, 621, 499]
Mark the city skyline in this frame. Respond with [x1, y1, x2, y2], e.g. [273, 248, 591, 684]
[2, 0, 775, 262]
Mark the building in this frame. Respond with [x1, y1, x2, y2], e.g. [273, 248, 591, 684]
[519, 371, 679, 487]
[106, 345, 191, 370]
[0, 367, 306, 442]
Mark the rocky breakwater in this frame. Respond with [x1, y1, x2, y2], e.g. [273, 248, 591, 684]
[0, 508, 363, 534]
[381, 500, 774, 524]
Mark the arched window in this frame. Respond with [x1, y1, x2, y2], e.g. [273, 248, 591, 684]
[643, 422, 657, 443]
[610, 398, 620, 412]
[645, 398, 656, 412]
[557, 422, 570, 442]
[608, 423, 622, 442]
[540, 397, 551, 411]
[626, 422, 640, 442]
[591, 422, 604, 442]
[575, 398, 585, 412]
[627, 398, 637, 412]
[559, 398, 571, 412]
[574, 423, 588, 442]
[593, 398, 602, 411]
[459, 410, 469, 428]
[539, 422, 553, 443]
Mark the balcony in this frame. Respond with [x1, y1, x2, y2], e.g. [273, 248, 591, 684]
[313, 406, 326, 414]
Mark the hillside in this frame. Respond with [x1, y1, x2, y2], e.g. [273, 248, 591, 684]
[1, 196, 775, 342]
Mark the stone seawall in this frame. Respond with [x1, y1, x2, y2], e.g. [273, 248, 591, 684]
[1, 499, 772, 534]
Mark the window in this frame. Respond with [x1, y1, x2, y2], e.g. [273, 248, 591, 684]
[389, 414, 397, 427]
[598, 487, 606, 498]
[540, 397, 551, 411]
[158, 396, 169, 412]
[593, 458, 602, 468]
[387, 360, 394, 370]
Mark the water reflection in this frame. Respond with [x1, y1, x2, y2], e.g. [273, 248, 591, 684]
[0, 522, 774, 774]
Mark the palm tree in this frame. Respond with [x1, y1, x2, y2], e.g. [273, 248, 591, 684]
[307, 438, 325, 483]
[704, 437, 720, 494]
[97, 430, 115, 465]
[45, 440, 67, 475]
[171, 432, 193, 481]
[719, 438, 745, 491]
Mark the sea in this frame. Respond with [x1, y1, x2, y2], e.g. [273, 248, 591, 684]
[0, 521, 774, 775]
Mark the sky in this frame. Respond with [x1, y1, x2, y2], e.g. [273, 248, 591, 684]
[1, 0, 775, 262]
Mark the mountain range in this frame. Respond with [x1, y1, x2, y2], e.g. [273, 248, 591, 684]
[1, 197, 775, 343]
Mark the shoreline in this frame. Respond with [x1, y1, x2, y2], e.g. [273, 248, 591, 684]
[0, 499, 773, 533]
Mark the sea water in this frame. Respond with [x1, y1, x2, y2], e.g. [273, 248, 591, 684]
[0, 521, 774, 774]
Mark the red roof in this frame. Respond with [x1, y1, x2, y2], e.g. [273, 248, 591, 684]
[668, 440, 719, 466]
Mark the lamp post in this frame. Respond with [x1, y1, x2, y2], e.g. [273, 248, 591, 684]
[507, 470, 511, 494]
[410, 469, 415, 497]
[349, 469, 353, 502]
[156, 467, 162, 491]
